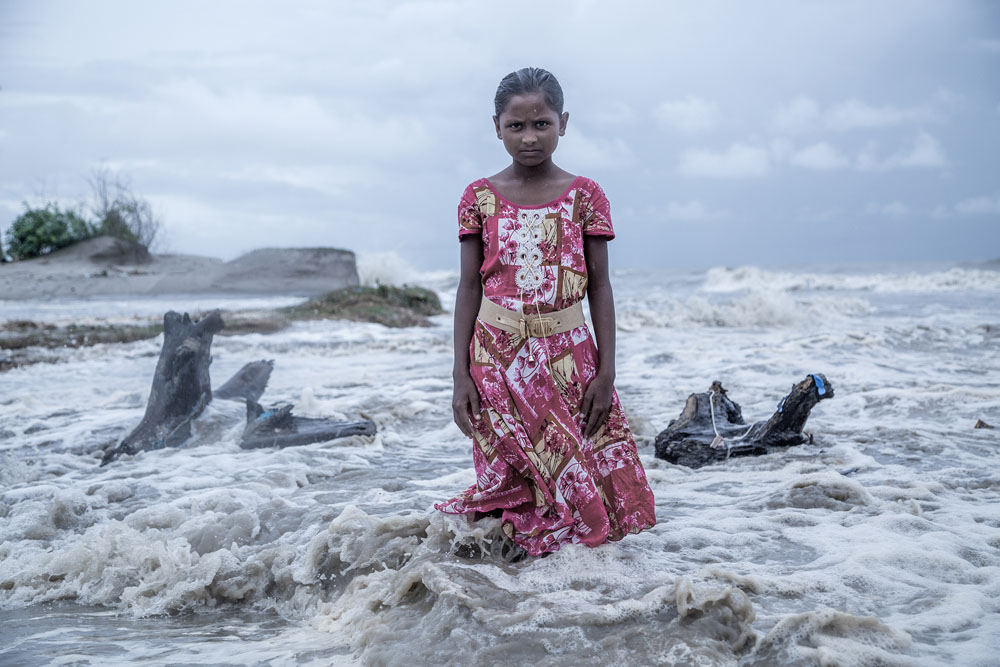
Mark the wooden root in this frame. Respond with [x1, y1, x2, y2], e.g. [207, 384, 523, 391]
[100, 310, 376, 464]
[653, 374, 833, 469]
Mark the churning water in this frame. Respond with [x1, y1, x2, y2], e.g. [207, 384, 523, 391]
[1, 260, 998, 666]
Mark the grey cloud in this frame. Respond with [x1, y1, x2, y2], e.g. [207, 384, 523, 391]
[654, 96, 722, 134]
[955, 194, 1000, 215]
[856, 133, 949, 171]
[772, 95, 946, 134]
[678, 143, 771, 179]
[788, 142, 851, 170]
[864, 201, 910, 217]
[662, 201, 730, 222]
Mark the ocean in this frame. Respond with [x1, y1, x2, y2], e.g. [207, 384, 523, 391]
[1, 260, 998, 666]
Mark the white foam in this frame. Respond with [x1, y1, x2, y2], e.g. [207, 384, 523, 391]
[356, 251, 456, 291]
[616, 291, 874, 330]
[703, 265, 1000, 293]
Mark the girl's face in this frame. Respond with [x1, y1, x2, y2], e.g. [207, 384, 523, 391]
[493, 92, 569, 168]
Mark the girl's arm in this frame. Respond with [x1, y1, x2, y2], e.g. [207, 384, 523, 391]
[582, 236, 616, 438]
[452, 236, 484, 437]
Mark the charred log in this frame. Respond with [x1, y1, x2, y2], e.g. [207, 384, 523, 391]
[101, 310, 223, 465]
[654, 374, 833, 469]
[241, 399, 376, 449]
[100, 309, 375, 465]
[214, 360, 273, 402]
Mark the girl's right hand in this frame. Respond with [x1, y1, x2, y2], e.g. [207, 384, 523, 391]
[452, 373, 481, 438]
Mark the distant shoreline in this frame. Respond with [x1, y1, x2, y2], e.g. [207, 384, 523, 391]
[0, 236, 360, 301]
[0, 283, 444, 372]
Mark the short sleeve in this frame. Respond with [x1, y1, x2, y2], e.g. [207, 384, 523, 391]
[580, 180, 615, 240]
[457, 184, 482, 240]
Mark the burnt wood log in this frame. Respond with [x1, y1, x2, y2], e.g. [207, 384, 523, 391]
[654, 374, 833, 468]
[100, 309, 377, 464]
[214, 359, 273, 402]
[241, 399, 377, 449]
[101, 310, 223, 465]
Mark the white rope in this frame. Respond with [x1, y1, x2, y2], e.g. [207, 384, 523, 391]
[708, 389, 727, 453]
[732, 423, 756, 441]
[707, 389, 757, 457]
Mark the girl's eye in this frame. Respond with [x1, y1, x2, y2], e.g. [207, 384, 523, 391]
[536, 121, 549, 128]
[508, 123, 522, 130]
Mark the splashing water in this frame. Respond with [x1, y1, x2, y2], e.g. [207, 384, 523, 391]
[1, 260, 998, 665]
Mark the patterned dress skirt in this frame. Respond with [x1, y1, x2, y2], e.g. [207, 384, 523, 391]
[436, 318, 657, 555]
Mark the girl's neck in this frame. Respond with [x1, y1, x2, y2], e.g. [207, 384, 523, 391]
[496, 159, 572, 185]
[508, 159, 559, 182]
[487, 161, 578, 207]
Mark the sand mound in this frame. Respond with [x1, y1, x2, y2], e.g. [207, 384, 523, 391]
[1, 243, 359, 299]
[44, 236, 152, 265]
[151, 247, 359, 296]
[213, 247, 359, 294]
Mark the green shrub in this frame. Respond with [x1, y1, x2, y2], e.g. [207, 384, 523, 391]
[4, 203, 95, 260]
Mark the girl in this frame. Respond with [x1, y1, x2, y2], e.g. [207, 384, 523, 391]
[435, 67, 656, 556]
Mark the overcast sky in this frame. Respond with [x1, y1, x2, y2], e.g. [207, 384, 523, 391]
[1, 0, 998, 270]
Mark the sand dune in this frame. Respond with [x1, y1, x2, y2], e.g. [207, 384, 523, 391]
[0, 236, 359, 299]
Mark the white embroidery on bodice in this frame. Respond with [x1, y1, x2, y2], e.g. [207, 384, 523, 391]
[514, 209, 544, 292]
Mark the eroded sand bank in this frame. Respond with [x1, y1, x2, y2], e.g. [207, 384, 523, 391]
[0, 237, 359, 300]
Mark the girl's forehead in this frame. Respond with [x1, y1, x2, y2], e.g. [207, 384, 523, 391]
[499, 91, 559, 117]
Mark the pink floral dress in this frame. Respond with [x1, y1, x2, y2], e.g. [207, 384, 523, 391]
[435, 175, 657, 556]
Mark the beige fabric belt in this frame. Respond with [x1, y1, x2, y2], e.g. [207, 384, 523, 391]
[477, 298, 585, 338]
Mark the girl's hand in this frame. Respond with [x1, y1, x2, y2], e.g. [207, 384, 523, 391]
[582, 372, 614, 439]
[452, 372, 481, 438]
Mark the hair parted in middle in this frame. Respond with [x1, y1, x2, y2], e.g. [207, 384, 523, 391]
[494, 67, 565, 116]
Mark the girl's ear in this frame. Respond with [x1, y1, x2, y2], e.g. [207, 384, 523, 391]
[493, 115, 502, 139]
[559, 111, 569, 136]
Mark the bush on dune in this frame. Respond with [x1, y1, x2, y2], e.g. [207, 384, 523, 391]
[4, 203, 94, 260]
[88, 168, 161, 249]
[2, 168, 163, 261]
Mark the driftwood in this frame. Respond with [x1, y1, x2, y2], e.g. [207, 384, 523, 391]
[654, 374, 833, 468]
[214, 360, 274, 402]
[100, 310, 376, 465]
[101, 311, 223, 465]
[241, 399, 376, 449]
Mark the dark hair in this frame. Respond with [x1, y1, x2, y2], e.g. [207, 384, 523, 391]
[494, 67, 564, 116]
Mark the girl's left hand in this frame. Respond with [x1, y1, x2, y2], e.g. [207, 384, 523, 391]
[582, 373, 614, 439]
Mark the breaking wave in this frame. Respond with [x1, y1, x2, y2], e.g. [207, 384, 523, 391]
[616, 291, 874, 330]
[703, 265, 1000, 293]
[356, 251, 456, 291]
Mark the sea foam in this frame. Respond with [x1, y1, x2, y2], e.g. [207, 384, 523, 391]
[1, 262, 998, 665]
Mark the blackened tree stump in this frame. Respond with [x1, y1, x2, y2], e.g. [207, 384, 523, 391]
[101, 310, 223, 465]
[100, 310, 376, 464]
[654, 374, 833, 468]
